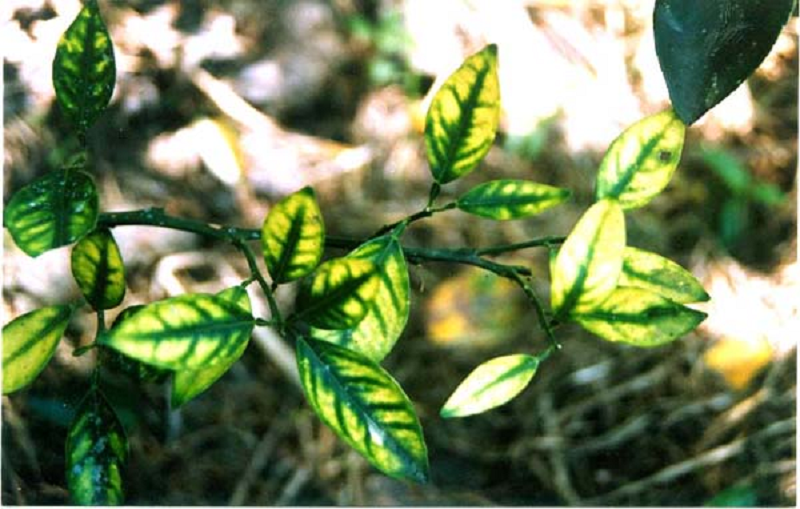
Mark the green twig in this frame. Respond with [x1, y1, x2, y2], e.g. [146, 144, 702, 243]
[234, 239, 283, 328]
[370, 201, 457, 239]
[476, 236, 566, 257]
[508, 271, 559, 350]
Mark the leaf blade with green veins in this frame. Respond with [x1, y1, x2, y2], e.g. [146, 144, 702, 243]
[3, 169, 99, 257]
[457, 179, 571, 220]
[440, 354, 539, 419]
[310, 234, 409, 362]
[595, 109, 685, 209]
[66, 388, 127, 506]
[3, 305, 75, 394]
[52, 0, 116, 134]
[99, 293, 255, 370]
[572, 287, 707, 347]
[619, 246, 709, 304]
[262, 186, 325, 284]
[551, 199, 626, 316]
[71, 228, 126, 310]
[425, 44, 500, 184]
[296, 337, 429, 483]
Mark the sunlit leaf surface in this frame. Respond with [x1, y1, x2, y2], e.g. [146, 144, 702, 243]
[619, 246, 709, 304]
[66, 388, 127, 505]
[3, 305, 74, 394]
[296, 337, 429, 483]
[572, 287, 707, 347]
[425, 44, 500, 184]
[102, 306, 169, 384]
[440, 354, 538, 418]
[595, 109, 685, 209]
[262, 186, 325, 284]
[71, 228, 126, 310]
[457, 179, 570, 220]
[3, 169, 99, 257]
[551, 199, 626, 316]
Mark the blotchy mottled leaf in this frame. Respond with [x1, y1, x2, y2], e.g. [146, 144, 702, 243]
[3, 305, 75, 394]
[440, 354, 538, 418]
[99, 293, 254, 370]
[457, 179, 571, 220]
[572, 287, 707, 347]
[71, 228, 126, 310]
[297, 337, 429, 483]
[425, 44, 500, 184]
[66, 388, 127, 505]
[551, 199, 626, 316]
[3, 169, 99, 257]
[654, 0, 794, 125]
[595, 109, 685, 209]
[619, 246, 709, 304]
[52, 0, 116, 134]
[262, 186, 325, 284]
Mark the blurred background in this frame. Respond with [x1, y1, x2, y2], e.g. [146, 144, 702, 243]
[2, 0, 797, 505]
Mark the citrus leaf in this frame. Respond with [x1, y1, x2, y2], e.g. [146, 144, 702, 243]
[572, 287, 707, 347]
[171, 286, 252, 407]
[99, 293, 255, 370]
[262, 186, 325, 284]
[52, 0, 116, 134]
[425, 44, 500, 184]
[310, 234, 409, 362]
[296, 337, 429, 483]
[619, 246, 709, 304]
[66, 388, 127, 505]
[654, 0, 795, 125]
[71, 228, 126, 310]
[3, 305, 75, 394]
[3, 169, 99, 257]
[103, 306, 169, 384]
[551, 199, 626, 316]
[440, 354, 538, 418]
[456, 179, 571, 220]
[295, 258, 379, 330]
[595, 109, 685, 209]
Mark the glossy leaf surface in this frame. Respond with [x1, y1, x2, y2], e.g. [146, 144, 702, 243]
[440, 354, 538, 418]
[3, 305, 74, 394]
[551, 199, 626, 316]
[595, 109, 685, 209]
[619, 246, 709, 304]
[103, 306, 169, 384]
[4, 169, 99, 257]
[71, 228, 126, 310]
[457, 179, 571, 220]
[262, 186, 325, 284]
[66, 388, 127, 505]
[297, 337, 429, 483]
[52, 0, 116, 134]
[654, 0, 794, 125]
[572, 287, 707, 347]
[425, 44, 500, 184]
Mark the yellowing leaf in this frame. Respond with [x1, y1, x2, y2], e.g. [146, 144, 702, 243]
[71, 228, 126, 310]
[456, 179, 570, 220]
[704, 337, 773, 390]
[619, 246, 709, 304]
[425, 44, 500, 184]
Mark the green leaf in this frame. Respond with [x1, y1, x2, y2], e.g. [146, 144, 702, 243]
[619, 246, 709, 304]
[440, 354, 538, 418]
[310, 234, 409, 362]
[99, 293, 255, 370]
[103, 306, 169, 384]
[171, 286, 252, 407]
[595, 109, 685, 209]
[66, 388, 127, 505]
[654, 0, 795, 125]
[71, 228, 126, 310]
[296, 337, 429, 483]
[295, 258, 379, 330]
[3, 169, 99, 257]
[551, 199, 626, 316]
[3, 305, 75, 394]
[572, 287, 707, 347]
[456, 179, 571, 220]
[262, 186, 325, 284]
[52, 0, 116, 134]
[425, 44, 500, 184]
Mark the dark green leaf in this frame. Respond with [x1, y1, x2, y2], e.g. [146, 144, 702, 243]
[297, 337, 429, 483]
[619, 246, 709, 304]
[457, 179, 571, 220]
[654, 0, 794, 125]
[71, 228, 126, 310]
[4, 169, 99, 257]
